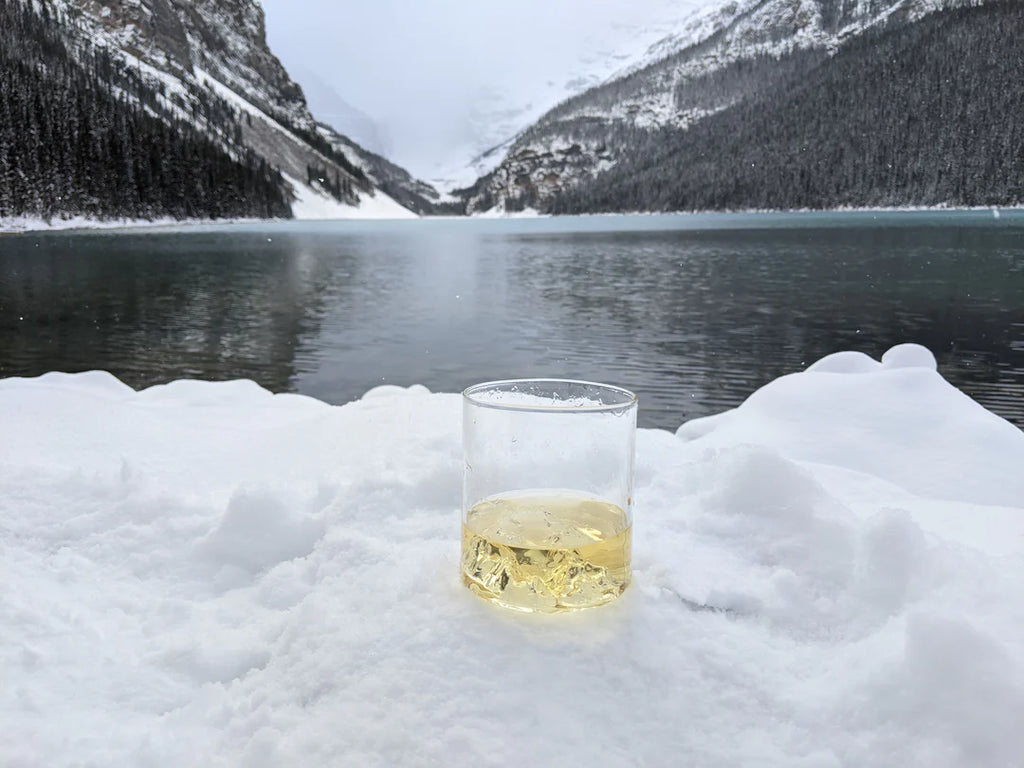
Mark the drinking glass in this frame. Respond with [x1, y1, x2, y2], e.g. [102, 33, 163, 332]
[461, 379, 637, 612]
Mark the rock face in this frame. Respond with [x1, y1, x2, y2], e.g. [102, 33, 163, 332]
[459, 0, 997, 214]
[73, 0, 314, 134]
[316, 123, 449, 216]
[1, 0, 437, 222]
[58, 0, 369, 208]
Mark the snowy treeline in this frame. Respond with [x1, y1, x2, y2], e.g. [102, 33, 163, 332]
[551, 2, 1024, 213]
[0, 0, 292, 222]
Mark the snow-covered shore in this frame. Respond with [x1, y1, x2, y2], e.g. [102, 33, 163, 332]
[1, 344, 1022, 766]
[4, 204, 1018, 234]
[0, 182, 416, 234]
[0, 213, 257, 234]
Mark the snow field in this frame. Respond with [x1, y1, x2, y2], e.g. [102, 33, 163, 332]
[1, 345, 1022, 766]
[283, 174, 418, 221]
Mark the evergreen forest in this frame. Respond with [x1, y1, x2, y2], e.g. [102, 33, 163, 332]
[0, 0, 292, 223]
[540, 1, 1024, 214]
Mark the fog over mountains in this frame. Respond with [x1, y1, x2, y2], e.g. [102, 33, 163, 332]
[260, 0, 709, 189]
[1, 0, 1021, 224]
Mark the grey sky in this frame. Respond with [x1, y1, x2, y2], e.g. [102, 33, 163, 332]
[259, 0, 713, 180]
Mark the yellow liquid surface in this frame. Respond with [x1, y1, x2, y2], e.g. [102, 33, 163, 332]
[461, 492, 631, 613]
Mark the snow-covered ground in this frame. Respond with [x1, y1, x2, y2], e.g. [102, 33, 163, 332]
[0, 183, 416, 232]
[284, 174, 418, 221]
[0, 215, 194, 233]
[2, 344, 1022, 766]
[0, 214, 304, 234]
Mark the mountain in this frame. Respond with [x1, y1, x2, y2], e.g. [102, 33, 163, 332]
[0, 0, 434, 225]
[423, 0, 712, 192]
[461, 0, 1021, 214]
[316, 123, 452, 216]
[289, 66, 394, 158]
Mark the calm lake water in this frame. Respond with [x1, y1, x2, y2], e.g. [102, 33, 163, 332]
[1, 211, 1022, 430]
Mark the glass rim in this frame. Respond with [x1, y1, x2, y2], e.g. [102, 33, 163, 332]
[462, 378, 638, 414]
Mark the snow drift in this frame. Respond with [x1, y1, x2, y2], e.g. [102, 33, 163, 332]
[1, 344, 1022, 766]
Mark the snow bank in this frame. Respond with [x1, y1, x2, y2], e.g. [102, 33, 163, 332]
[471, 204, 544, 219]
[285, 173, 418, 220]
[0, 214, 226, 234]
[2, 345, 1022, 767]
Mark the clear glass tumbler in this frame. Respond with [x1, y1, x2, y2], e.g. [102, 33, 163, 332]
[461, 379, 637, 613]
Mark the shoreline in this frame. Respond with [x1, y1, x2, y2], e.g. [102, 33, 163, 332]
[0, 214, 285, 236]
[1, 203, 1018, 235]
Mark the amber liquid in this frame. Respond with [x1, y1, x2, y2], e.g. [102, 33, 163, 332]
[461, 491, 631, 613]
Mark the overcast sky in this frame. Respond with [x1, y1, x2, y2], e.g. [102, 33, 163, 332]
[259, 0, 713, 180]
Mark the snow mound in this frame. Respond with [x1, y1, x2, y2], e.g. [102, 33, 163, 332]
[882, 342, 939, 370]
[678, 344, 1024, 507]
[199, 488, 325, 576]
[2, 344, 1023, 766]
[806, 349, 881, 373]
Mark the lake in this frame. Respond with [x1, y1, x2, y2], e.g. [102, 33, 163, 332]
[1, 211, 1022, 430]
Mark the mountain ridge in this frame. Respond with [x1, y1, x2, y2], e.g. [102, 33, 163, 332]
[0, 0, 435, 226]
[460, 0, 999, 214]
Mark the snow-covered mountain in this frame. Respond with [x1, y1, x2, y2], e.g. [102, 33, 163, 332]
[1, 0, 434, 223]
[460, 0, 992, 213]
[422, 0, 713, 192]
[316, 123, 449, 216]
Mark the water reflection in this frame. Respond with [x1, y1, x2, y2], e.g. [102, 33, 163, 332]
[0, 230, 334, 391]
[1, 214, 1021, 430]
